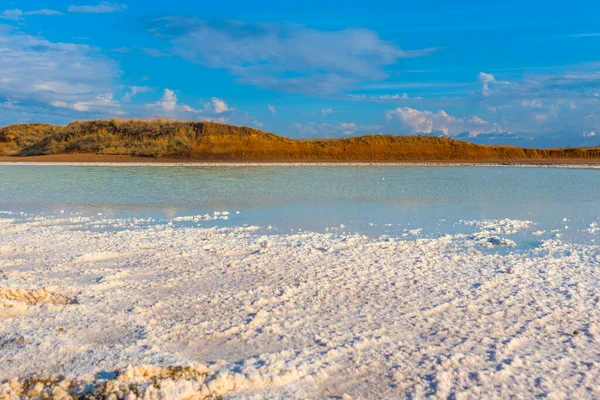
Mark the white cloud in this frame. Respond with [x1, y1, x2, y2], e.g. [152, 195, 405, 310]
[583, 131, 596, 137]
[182, 104, 202, 113]
[478, 72, 496, 85]
[145, 89, 204, 115]
[67, 2, 127, 13]
[339, 122, 358, 135]
[385, 107, 502, 136]
[123, 86, 151, 102]
[0, 9, 23, 20]
[1, 99, 18, 109]
[477, 72, 511, 96]
[348, 92, 422, 101]
[521, 99, 543, 108]
[153, 89, 177, 112]
[268, 105, 276, 114]
[1, 7, 64, 19]
[24, 9, 64, 16]
[143, 90, 241, 120]
[468, 67, 600, 141]
[0, 28, 257, 125]
[0, 29, 122, 119]
[478, 69, 599, 103]
[51, 93, 121, 113]
[150, 18, 437, 94]
[570, 33, 600, 38]
[379, 93, 410, 100]
[478, 72, 495, 96]
[209, 98, 230, 114]
[321, 108, 333, 116]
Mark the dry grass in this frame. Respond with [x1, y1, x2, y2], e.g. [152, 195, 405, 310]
[0, 365, 212, 399]
[2, 119, 600, 161]
[0, 287, 75, 305]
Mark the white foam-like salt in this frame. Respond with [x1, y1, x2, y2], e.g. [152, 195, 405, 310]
[459, 218, 534, 235]
[1, 214, 600, 398]
[172, 212, 231, 223]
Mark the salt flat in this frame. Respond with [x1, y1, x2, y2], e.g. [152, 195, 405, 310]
[1, 214, 600, 399]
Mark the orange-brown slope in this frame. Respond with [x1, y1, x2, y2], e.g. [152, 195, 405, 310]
[1, 119, 599, 162]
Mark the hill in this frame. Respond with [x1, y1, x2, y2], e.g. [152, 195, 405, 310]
[1, 119, 600, 162]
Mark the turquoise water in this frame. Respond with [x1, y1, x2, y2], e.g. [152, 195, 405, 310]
[1, 165, 599, 240]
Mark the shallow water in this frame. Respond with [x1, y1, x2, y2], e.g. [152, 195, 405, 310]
[2, 165, 600, 398]
[1, 165, 599, 239]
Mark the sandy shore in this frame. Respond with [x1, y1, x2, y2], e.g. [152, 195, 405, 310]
[1, 213, 600, 398]
[2, 154, 600, 167]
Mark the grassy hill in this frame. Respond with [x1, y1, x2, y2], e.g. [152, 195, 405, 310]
[1, 119, 600, 162]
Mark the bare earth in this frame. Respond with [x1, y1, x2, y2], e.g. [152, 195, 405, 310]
[3, 120, 600, 163]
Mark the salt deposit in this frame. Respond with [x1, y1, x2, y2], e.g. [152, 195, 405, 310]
[459, 218, 533, 235]
[172, 212, 231, 222]
[1, 214, 600, 398]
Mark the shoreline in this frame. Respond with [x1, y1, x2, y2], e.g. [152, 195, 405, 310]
[2, 154, 600, 168]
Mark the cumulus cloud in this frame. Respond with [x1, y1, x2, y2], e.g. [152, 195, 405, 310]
[145, 89, 205, 115]
[385, 107, 502, 136]
[151, 89, 177, 112]
[68, 2, 127, 13]
[478, 72, 495, 84]
[583, 131, 596, 137]
[477, 72, 510, 96]
[268, 105, 276, 114]
[144, 91, 235, 119]
[321, 108, 333, 116]
[148, 17, 437, 94]
[209, 98, 230, 114]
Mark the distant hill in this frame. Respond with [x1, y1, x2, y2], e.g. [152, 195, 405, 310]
[1, 119, 600, 162]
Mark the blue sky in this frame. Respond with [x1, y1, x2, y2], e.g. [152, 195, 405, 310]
[1, 0, 600, 147]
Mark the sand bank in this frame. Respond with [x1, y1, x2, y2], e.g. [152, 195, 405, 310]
[2, 154, 600, 168]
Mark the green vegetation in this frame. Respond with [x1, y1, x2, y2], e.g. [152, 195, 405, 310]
[1, 119, 600, 161]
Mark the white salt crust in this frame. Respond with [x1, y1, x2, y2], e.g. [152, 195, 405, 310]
[1, 215, 600, 399]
